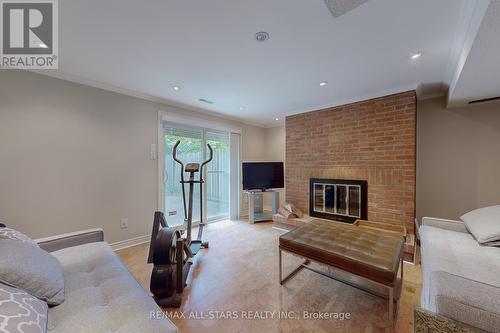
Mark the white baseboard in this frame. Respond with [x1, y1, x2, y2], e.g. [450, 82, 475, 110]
[111, 234, 150, 251]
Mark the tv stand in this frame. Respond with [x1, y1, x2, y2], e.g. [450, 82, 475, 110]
[245, 190, 279, 223]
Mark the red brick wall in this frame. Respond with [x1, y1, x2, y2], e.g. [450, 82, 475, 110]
[285, 91, 416, 233]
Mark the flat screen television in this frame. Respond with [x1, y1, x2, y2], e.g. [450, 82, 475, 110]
[242, 162, 284, 190]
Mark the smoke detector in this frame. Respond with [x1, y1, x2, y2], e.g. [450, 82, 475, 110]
[255, 31, 270, 42]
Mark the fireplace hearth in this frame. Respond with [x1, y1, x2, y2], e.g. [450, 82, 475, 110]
[309, 178, 367, 223]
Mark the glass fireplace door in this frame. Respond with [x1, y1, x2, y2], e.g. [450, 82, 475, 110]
[310, 178, 367, 222]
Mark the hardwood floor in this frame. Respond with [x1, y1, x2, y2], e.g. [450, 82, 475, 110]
[117, 220, 421, 333]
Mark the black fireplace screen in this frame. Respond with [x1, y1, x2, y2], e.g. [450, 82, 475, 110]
[309, 179, 367, 223]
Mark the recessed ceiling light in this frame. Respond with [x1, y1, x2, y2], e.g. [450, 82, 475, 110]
[275, 117, 279, 121]
[239, 107, 245, 110]
[172, 85, 180, 91]
[319, 81, 328, 86]
[409, 52, 422, 60]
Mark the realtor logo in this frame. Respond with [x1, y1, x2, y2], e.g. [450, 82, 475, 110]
[1, 0, 58, 69]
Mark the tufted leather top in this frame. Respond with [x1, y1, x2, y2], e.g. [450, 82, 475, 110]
[279, 219, 404, 285]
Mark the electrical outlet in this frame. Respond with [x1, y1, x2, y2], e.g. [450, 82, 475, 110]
[120, 218, 128, 229]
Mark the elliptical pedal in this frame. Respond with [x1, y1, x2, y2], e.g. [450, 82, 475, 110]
[190, 240, 202, 256]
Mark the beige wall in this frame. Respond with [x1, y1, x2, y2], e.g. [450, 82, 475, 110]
[264, 126, 285, 161]
[239, 126, 286, 212]
[0, 70, 266, 243]
[417, 97, 500, 221]
[261, 126, 286, 208]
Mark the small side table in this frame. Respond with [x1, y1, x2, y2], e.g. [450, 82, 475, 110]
[246, 190, 279, 223]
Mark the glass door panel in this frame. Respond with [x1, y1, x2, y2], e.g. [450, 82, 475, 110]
[163, 123, 230, 225]
[205, 130, 230, 220]
[336, 185, 347, 215]
[314, 184, 324, 212]
[348, 186, 361, 218]
[164, 124, 203, 226]
[325, 185, 335, 213]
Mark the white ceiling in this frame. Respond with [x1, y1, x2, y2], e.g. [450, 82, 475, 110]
[38, 0, 498, 127]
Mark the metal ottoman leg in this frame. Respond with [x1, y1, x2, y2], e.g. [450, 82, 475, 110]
[279, 248, 283, 284]
[389, 286, 394, 329]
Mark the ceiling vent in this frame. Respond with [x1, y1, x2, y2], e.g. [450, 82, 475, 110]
[324, 0, 369, 18]
[199, 98, 214, 104]
[468, 96, 500, 104]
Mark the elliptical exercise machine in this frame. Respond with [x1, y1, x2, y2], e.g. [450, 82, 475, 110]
[147, 140, 213, 307]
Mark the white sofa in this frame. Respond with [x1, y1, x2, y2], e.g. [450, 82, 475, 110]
[35, 229, 178, 333]
[418, 217, 500, 332]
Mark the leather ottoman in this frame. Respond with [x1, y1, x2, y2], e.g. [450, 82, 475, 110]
[278, 219, 404, 328]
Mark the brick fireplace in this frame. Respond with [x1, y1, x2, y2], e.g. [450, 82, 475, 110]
[285, 91, 416, 236]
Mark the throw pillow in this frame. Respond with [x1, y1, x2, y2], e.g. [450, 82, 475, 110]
[461, 205, 500, 246]
[0, 227, 39, 247]
[0, 239, 64, 305]
[0, 283, 47, 333]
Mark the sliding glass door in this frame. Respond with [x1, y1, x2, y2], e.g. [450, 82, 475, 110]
[164, 125, 203, 226]
[163, 123, 229, 226]
[205, 131, 230, 220]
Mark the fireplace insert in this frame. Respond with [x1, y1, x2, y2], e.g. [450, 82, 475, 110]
[309, 178, 367, 223]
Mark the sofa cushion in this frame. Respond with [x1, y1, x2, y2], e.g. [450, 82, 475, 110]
[429, 271, 500, 333]
[420, 226, 500, 330]
[48, 242, 177, 333]
[461, 205, 500, 246]
[0, 239, 65, 305]
[0, 283, 48, 333]
[0, 227, 39, 247]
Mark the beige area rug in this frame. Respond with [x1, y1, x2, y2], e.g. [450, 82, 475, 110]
[118, 220, 420, 333]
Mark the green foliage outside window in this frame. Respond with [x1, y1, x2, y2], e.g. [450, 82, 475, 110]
[164, 135, 229, 152]
[164, 135, 229, 195]
[165, 135, 202, 153]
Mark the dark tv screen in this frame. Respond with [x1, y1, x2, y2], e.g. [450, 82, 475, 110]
[242, 162, 284, 190]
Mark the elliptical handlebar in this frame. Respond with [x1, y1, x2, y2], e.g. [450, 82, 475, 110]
[200, 144, 213, 175]
[172, 140, 187, 222]
[172, 140, 183, 169]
